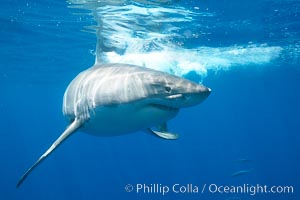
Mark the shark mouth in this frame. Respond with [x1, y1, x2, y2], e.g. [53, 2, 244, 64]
[150, 103, 179, 111]
[165, 94, 184, 99]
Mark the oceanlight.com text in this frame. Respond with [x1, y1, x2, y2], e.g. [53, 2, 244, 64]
[124, 183, 294, 196]
[207, 184, 294, 196]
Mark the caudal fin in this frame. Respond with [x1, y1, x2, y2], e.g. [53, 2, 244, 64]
[16, 119, 83, 188]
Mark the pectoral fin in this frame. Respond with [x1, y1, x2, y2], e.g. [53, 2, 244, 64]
[16, 118, 84, 188]
[148, 123, 179, 140]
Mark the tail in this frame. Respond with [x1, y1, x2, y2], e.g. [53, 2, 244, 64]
[16, 118, 83, 188]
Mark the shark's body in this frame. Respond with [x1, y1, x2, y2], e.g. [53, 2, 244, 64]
[17, 63, 211, 187]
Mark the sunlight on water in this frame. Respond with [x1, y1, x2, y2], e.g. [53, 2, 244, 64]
[68, 0, 284, 80]
[101, 45, 283, 78]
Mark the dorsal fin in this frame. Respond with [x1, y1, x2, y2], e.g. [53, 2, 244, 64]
[16, 118, 83, 188]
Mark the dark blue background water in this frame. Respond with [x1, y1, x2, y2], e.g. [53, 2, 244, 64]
[1, 0, 299, 199]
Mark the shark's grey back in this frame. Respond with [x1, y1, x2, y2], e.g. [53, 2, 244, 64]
[62, 63, 174, 120]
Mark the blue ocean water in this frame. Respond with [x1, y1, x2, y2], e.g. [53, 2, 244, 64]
[1, 0, 299, 199]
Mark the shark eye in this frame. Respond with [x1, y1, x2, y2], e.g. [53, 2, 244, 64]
[165, 86, 171, 93]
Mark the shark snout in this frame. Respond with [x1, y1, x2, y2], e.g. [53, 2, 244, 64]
[163, 85, 211, 109]
[202, 87, 211, 97]
[181, 84, 211, 107]
[199, 85, 211, 98]
[192, 83, 211, 96]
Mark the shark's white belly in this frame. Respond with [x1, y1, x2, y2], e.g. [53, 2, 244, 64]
[79, 102, 179, 136]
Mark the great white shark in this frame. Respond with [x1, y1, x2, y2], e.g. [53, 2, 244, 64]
[17, 63, 211, 187]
